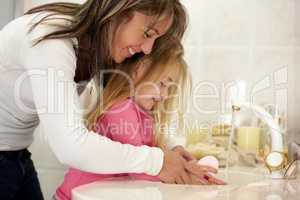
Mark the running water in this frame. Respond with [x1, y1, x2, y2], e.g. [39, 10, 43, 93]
[224, 107, 237, 182]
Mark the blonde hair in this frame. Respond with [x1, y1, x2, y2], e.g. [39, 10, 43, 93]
[87, 40, 191, 149]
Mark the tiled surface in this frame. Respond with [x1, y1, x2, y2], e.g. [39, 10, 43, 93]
[182, 0, 253, 47]
[22, 0, 85, 12]
[0, 0, 15, 28]
[29, 126, 67, 199]
[295, 0, 300, 142]
[295, 47, 300, 142]
[296, 0, 300, 45]
[252, 0, 294, 46]
[182, 0, 299, 135]
[37, 168, 66, 199]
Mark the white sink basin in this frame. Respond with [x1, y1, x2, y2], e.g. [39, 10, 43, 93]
[72, 168, 269, 200]
[215, 169, 267, 186]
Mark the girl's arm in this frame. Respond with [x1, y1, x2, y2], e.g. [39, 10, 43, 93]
[22, 26, 163, 176]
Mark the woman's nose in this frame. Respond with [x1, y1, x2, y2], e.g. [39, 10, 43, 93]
[141, 39, 155, 55]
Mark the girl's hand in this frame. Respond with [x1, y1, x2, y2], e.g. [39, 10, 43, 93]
[184, 160, 227, 185]
[158, 150, 226, 185]
[172, 145, 196, 161]
[188, 172, 226, 185]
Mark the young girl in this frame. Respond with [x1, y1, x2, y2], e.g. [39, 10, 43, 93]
[55, 41, 191, 200]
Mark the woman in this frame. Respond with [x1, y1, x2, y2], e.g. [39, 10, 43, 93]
[0, 0, 221, 199]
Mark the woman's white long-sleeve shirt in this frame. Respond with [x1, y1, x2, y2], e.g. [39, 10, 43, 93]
[0, 12, 164, 176]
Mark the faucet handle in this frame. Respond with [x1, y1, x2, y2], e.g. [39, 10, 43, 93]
[265, 151, 286, 173]
[282, 142, 300, 179]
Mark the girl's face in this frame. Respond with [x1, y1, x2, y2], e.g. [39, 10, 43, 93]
[134, 71, 177, 112]
[112, 12, 173, 63]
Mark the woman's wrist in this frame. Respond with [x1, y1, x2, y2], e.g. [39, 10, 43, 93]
[148, 147, 164, 176]
[172, 146, 196, 161]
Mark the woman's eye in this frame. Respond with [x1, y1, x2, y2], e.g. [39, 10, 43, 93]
[144, 31, 151, 38]
[160, 81, 166, 87]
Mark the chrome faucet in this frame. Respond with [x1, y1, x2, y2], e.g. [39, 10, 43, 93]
[230, 81, 285, 179]
[232, 102, 285, 178]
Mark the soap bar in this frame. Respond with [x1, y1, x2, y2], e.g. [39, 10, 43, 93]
[197, 156, 219, 170]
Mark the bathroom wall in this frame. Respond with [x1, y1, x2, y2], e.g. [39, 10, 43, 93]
[22, 0, 85, 12]
[2, 0, 299, 199]
[0, 0, 15, 28]
[181, 0, 298, 139]
[295, 0, 300, 142]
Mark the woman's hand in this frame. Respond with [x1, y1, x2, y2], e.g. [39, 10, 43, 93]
[172, 145, 196, 161]
[158, 150, 191, 184]
[158, 150, 226, 185]
[172, 146, 226, 185]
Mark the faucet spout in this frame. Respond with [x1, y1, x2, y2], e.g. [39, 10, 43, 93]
[232, 102, 285, 179]
[238, 102, 284, 153]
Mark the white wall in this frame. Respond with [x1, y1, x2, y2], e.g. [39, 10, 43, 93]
[295, 0, 300, 142]
[0, 0, 15, 28]
[182, 0, 298, 139]
[22, 0, 85, 12]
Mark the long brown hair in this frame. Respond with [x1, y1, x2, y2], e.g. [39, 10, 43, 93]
[26, 0, 187, 84]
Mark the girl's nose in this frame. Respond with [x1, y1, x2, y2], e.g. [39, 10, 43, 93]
[141, 39, 155, 55]
[160, 88, 168, 100]
[153, 95, 163, 102]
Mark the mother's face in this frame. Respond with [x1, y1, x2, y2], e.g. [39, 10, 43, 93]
[112, 11, 173, 63]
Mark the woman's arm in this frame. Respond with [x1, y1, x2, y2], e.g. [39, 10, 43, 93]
[22, 30, 164, 176]
[98, 103, 160, 181]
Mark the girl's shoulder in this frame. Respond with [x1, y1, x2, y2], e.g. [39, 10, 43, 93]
[97, 98, 140, 123]
[94, 99, 140, 135]
[98, 98, 153, 126]
[108, 98, 152, 119]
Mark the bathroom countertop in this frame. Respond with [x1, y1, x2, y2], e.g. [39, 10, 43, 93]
[72, 177, 300, 200]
